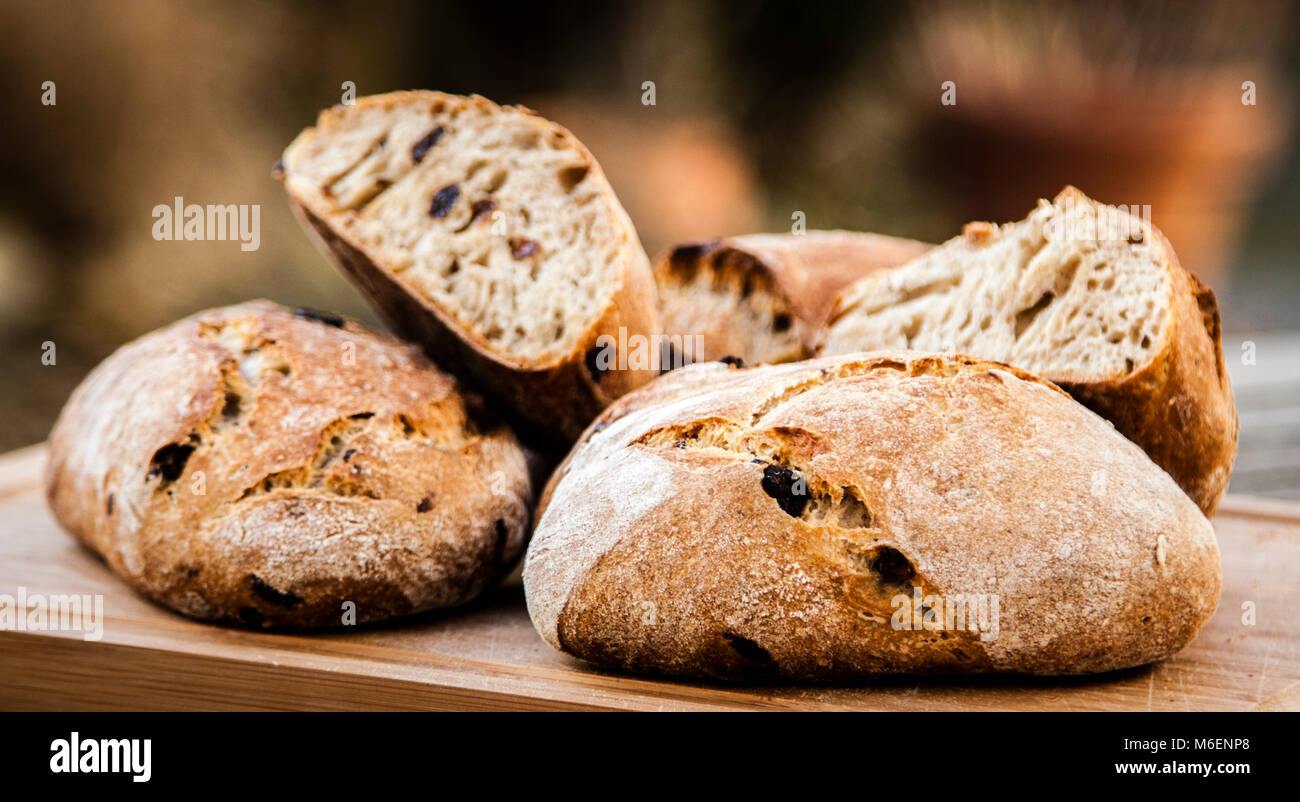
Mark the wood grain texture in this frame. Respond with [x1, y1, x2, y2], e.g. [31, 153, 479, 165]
[1, 445, 1296, 711]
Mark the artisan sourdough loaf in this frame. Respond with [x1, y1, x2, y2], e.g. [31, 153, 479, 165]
[524, 352, 1221, 680]
[46, 301, 532, 627]
[820, 187, 1237, 515]
[655, 231, 931, 365]
[278, 91, 660, 445]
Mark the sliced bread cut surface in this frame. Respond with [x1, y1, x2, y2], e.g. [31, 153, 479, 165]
[279, 91, 660, 444]
[820, 187, 1237, 514]
[655, 231, 931, 366]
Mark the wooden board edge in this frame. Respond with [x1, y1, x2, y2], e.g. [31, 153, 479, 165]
[0, 630, 748, 712]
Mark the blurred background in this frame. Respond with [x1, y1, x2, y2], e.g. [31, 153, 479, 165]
[2, 0, 1298, 495]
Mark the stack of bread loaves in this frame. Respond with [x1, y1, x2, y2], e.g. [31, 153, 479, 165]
[46, 91, 1232, 681]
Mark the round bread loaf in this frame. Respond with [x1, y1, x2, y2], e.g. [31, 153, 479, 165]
[46, 300, 532, 627]
[524, 351, 1221, 680]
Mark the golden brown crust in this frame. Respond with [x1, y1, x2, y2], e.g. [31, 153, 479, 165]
[524, 351, 1221, 680]
[655, 231, 931, 364]
[279, 91, 661, 447]
[45, 301, 532, 627]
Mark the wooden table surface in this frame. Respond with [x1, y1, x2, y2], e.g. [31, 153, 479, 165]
[1, 443, 1297, 711]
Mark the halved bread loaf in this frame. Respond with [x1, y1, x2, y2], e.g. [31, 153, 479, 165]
[524, 353, 1220, 680]
[820, 187, 1237, 515]
[655, 231, 931, 365]
[278, 91, 660, 445]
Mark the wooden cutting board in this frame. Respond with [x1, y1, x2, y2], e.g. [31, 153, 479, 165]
[2, 443, 1297, 711]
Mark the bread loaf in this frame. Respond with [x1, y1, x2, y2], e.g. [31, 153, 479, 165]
[524, 352, 1221, 680]
[46, 301, 532, 627]
[278, 91, 661, 445]
[820, 187, 1237, 515]
[655, 231, 931, 365]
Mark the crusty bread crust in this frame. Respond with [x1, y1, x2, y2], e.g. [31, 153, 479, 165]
[820, 188, 1237, 515]
[524, 352, 1221, 680]
[279, 91, 660, 446]
[655, 231, 931, 364]
[45, 301, 532, 627]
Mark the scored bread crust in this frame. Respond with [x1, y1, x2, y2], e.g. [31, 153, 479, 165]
[524, 352, 1221, 680]
[820, 188, 1237, 515]
[655, 231, 931, 364]
[45, 301, 532, 627]
[279, 91, 661, 446]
